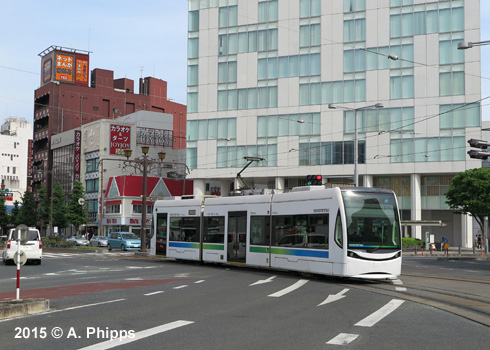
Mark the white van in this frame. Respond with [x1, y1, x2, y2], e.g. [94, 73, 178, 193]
[2, 228, 43, 265]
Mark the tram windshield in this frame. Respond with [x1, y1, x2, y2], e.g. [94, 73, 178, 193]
[342, 191, 401, 250]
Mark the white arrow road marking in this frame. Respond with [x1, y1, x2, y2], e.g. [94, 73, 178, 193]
[355, 299, 405, 327]
[268, 279, 309, 297]
[78, 320, 194, 350]
[326, 333, 359, 345]
[249, 275, 277, 286]
[318, 288, 349, 306]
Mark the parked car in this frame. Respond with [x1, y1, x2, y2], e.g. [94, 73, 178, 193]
[66, 236, 90, 246]
[107, 232, 141, 251]
[3, 228, 42, 265]
[89, 235, 108, 247]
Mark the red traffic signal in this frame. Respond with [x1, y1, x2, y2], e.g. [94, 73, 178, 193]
[306, 175, 323, 185]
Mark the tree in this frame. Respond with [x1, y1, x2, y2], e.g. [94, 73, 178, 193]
[9, 201, 20, 227]
[37, 184, 51, 236]
[52, 183, 68, 230]
[445, 168, 490, 234]
[67, 181, 87, 234]
[18, 190, 38, 227]
[0, 196, 8, 235]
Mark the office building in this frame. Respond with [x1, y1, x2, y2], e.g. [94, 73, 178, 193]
[186, 0, 482, 247]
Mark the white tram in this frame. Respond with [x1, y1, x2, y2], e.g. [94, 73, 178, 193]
[152, 186, 402, 279]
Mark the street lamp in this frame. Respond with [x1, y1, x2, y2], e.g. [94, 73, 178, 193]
[123, 147, 166, 253]
[457, 40, 490, 50]
[328, 103, 384, 187]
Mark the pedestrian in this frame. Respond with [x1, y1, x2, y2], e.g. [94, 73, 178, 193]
[440, 236, 445, 251]
[477, 234, 482, 249]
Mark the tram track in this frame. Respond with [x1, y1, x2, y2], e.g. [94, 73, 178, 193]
[345, 272, 490, 327]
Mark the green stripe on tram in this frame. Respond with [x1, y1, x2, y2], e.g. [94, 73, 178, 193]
[203, 244, 224, 251]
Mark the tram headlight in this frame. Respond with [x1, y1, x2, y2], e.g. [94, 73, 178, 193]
[347, 251, 359, 258]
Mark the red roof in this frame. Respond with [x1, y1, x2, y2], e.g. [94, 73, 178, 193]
[105, 175, 192, 198]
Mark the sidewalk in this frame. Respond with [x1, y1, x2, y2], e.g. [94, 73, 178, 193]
[403, 246, 490, 259]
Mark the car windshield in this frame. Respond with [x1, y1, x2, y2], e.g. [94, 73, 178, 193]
[121, 233, 139, 240]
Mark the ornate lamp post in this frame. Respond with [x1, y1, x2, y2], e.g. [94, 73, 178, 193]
[123, 147, 166, 253]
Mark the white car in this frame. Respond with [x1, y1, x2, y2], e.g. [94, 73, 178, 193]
[2, 228, 43, 265]
[66, 236, 90, 246]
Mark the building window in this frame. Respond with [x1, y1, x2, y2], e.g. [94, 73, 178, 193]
[219, 5, 238, 28]
[106, 204, 121, 214]
[258, 0, 278, 23]
[132, 205, 153, 214]
[300, 0, 321, 18]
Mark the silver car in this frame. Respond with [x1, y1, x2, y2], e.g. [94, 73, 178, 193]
[66, 236, 90, 246]
[90, 235, 108, 247]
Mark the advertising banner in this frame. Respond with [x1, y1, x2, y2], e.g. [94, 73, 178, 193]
[110, 125, 131, 155]
[55, 53, 75, 83]
[74, 130, 81, 181]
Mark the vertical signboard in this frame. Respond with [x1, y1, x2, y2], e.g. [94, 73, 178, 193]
[110, 125, 131, 155]
[74, 130, 81, 181]
[42, 57, 53, 85]
[27, 140, 33, 192]
[55, 53, 75, 83]
[75, 54, 89, 86]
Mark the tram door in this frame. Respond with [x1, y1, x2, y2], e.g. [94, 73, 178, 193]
[228, 211, 247, 262]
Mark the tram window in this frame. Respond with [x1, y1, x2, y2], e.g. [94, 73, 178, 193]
[250, 216, 269, 245]
[334, 211, 343, 248]
[156, 214, 167, 239]
[272, 214, 329, 249]
[169, 217, 200, 242]
[204, 216, 225, 243]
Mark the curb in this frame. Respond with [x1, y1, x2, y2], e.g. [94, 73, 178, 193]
[0, 299, 49, 320]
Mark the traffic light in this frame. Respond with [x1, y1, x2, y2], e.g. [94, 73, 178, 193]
[306, 175, 323, 186]
[467, 138, 490, 159]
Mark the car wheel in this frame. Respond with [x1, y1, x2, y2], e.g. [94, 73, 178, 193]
[107, 243, 112, 251]
[37, 260, 42, 265]
[121, 244, 126, 251]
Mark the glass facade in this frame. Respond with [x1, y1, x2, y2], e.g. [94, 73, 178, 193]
[186, 0, 479, 182]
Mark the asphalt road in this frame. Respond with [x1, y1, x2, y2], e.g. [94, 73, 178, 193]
[0, 251, 488, 350]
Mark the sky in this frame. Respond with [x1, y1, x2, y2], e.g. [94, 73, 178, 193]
[0, 1, 490, 126]
[0, 0, 189, 125]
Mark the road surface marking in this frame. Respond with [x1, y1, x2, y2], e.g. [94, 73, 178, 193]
[355, 299, 405, 327]
[318, 288, 349, 306]
[194, 280, 205, 284]
[78, 320, 194, 350]
[250, 275, 277, 286]
[0, 299, 127, 323]
[144, 291, 164, 296]
[268, 279, 309, 297]
[173, 285, 188, 289]
[326, 333, 359, 345]
[396, 287, 407, 292]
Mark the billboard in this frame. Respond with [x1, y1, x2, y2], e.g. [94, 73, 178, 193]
[40, 47, 90, 87]
[110, 124, 131, 155]
[55, 53, 75, 83]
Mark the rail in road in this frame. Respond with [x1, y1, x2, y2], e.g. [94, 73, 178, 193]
[346, 271, 490, 327]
